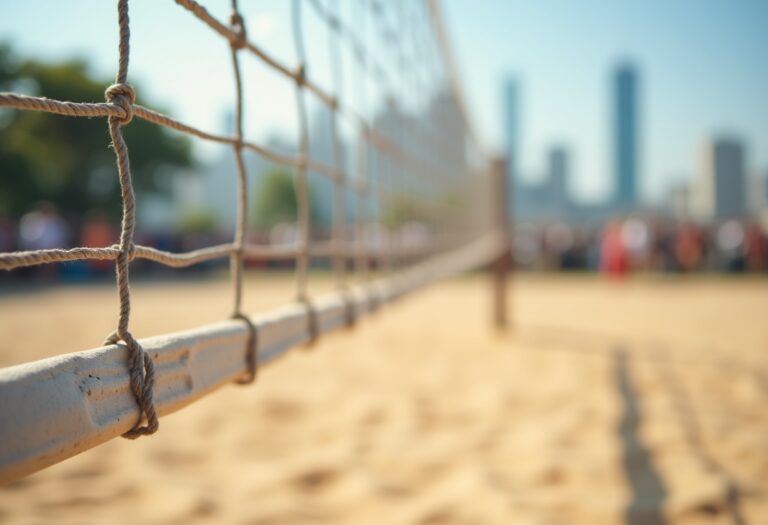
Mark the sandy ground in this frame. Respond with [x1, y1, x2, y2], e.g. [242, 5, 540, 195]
[0, 274, 766, 524]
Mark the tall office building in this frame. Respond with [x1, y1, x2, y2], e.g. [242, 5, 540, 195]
[762, 169, 768, 212]
[308, 106, 336, 228]
[613, 63, 639, 210]
[692, 138, 747, 220]
[547, 146, 569, 215]
[504, 78, 521, 202]
[667, 181, 691, 221]
[504, 78, 520, 179]
[429, 90, 466, 180]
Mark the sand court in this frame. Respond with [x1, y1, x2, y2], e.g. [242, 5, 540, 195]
[0, 275, 766, 524]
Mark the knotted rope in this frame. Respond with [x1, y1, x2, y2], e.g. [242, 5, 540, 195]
[226, 0, 257, 385]
[104, 331, 158, 438]
[231, 313, 259, 384]
[298, 296, 320, 347]
[106, 0, 158, 439]
[339, 286, 357, 328]
[105, 83, 135, 125]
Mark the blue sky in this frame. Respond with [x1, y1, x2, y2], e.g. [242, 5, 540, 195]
[442, 0, 768, 202]
[1, 0, 767, 204]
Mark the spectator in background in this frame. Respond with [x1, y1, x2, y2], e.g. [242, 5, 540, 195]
[674, 223, 704, 273]
[80, 212, 116, 274]
[715, 220, 746, 272]
[649, 220, 673, 272]
[620, 218, 651, 271]
[0, 214, 15, 253]
[18, 203, 69, 279]
[0, 214, 16, 283]
[19, 203, 68, 252]
[599, 220, 629, 278]
[744, 222, 766, 272]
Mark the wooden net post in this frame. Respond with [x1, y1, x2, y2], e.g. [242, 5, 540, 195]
[491, 156, 512, 330]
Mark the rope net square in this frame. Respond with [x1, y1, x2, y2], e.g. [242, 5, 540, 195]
[0, 0, 502, 481]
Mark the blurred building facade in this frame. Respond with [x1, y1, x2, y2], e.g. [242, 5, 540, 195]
[613, 63, 639, 211]
[503, 77, 525, 215]
[691, 138, 747, 221]
[504, 78, 579, 221]
[666, 181, 691, 221]
[308, 106, 338, 229]
[500, 60, 766, 274]
[545, 146, 571, 219]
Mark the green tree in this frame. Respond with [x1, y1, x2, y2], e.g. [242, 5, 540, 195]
[178, 207, 218, 235]
[0, 43, 194, 221]
[253, 167, 299, 230]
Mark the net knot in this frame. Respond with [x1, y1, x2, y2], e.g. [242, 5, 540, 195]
[368, 285, 381, 313]
[231, 312, 258, 384]
[295, 64, 307, 86]
[298, 297, 319, 348]
[111, 242, 136, 261]
[229, 12, 247, 50]
[105, 83, 135, 125]
[104, 329, 159, 439]
[339, 286, 357, 328]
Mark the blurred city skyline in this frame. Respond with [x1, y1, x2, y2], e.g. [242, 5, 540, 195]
[0, 0, 766, 206]
[443, 0, 768, 205]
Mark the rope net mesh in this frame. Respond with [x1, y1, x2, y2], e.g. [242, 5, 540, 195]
[0, 0, 495, 440]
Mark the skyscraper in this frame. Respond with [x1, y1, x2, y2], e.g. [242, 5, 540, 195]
[547, 146, 569, 216]
[503, 77, 522, 214]
[613, 63, 639, 210]
[667, 181, 691, 221]
[692, 138, 747, 220]
[504, 78, 520, 184]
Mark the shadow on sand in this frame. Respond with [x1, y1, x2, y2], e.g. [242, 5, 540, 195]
[615, 348, 669, 525]
[514, 326, 748, 524]
[654, 355, 746, 525]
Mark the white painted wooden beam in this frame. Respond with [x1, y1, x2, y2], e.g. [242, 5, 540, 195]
[0, 232, 504, 485]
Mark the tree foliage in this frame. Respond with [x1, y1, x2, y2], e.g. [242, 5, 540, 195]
[0, 43, 194, 221]
[252, 168, 299, 229]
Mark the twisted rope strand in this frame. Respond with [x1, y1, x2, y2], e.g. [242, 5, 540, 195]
[228, 0, 248, 319]
[105, 0, 158, 439]
[0, 93, 125, 117]
[291, 0, 313, 311]
[231, 312, 258, 383]
[0, 236, 456, 272]
[226, 0, 260, 384]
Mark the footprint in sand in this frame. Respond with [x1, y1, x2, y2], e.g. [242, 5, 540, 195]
[292, 467, 340, 492]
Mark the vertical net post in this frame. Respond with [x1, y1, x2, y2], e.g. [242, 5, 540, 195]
[291, 0, 319, 345]
[228, 0, 258, 383]
[353, 3, 372, 306]
[491, 156, 512, 331]
[354, 1, 381, 311]
[326, 0, 355, 327]
[104, 0, 159, 439]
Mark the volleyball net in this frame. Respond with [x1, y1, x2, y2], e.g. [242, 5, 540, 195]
[0, 0, 508, 484]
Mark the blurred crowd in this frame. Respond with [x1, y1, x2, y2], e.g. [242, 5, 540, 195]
[514, 217, 768, 275]
[0, 203, 233, 282]
[1, 203, 767, 283]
